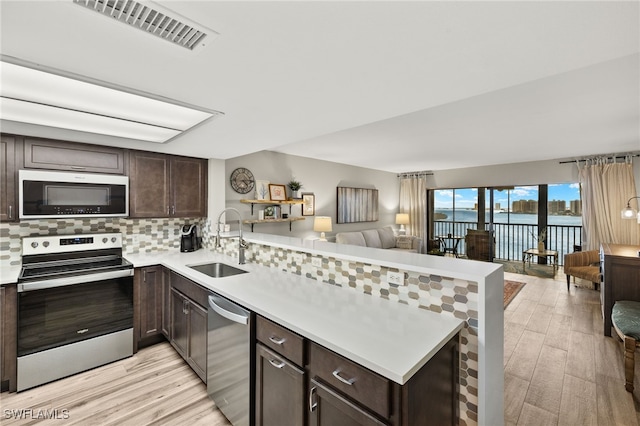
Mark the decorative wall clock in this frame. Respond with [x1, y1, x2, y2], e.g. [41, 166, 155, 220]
[230, 167, 255, 194]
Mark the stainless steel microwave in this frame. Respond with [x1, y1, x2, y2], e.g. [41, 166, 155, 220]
[19, 170, 129, 219]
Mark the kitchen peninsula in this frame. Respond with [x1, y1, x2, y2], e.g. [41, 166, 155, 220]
[130, 231, 504, 426]
[1, 230, 503, 425]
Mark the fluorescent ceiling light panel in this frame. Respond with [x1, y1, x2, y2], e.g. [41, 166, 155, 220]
[0, 98, 181, 143]
[0, 59, 222, 143]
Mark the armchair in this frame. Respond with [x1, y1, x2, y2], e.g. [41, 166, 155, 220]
[564, 250, 602, 291]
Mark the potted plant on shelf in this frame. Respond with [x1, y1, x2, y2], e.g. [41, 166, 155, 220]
[287, 179, 303, 199]
[264, 206, 275, 219]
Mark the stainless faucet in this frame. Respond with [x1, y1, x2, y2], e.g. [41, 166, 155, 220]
[215, 207, 248, 264]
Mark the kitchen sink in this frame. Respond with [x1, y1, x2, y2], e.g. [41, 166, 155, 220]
[188, 262, 248, 278]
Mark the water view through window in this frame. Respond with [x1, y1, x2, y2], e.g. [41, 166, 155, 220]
[434, 184, 582, 264]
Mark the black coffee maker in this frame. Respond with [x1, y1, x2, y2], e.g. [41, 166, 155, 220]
[180, 224, 200, 252]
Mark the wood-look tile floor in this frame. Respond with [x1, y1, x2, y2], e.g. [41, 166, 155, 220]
[0, 342, 231, 426]
[505, 268, 640, 426]
[2, 269, 639, 425]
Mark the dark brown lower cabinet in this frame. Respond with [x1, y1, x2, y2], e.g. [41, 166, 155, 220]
[161, 267, 171, 338]
[256, 344, 305, 426]
[135, 266, 163, 343]
[308, 335, 459, 426]
[309, 378, 387, 426]
[170, 287, 207, 382]
[1, 284, 17, 392]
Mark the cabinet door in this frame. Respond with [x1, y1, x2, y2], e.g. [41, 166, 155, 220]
[0, 135, 17, 222]
[137, 266, 163, 339]
[170, 156, 207, 217]
[170, 289, 188, 358]
[24, 137, 124, 174]
[129, 151, 170, 218]
[256, 344, 305, 426]
[1, 284, 17, 392]
[188, 300, 207, 382]
[161, 267, 171, 338]
[309, 379, 387, 426]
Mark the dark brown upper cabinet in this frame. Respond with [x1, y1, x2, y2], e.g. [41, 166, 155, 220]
[0, 135, 19, 222]
[129, 151, 207, 218]
[24, 137, 125, 174]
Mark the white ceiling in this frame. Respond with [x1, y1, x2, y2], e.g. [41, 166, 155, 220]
[1, 1, 638, 172]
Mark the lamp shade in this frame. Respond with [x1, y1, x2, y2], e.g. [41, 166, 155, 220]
[396, 213, 410, 225]
[621, 196, 640, 220]
[313, 216, 333, 232]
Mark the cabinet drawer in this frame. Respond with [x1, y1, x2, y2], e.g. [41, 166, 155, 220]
[256, 315, 304, 366]
[308, 342, 390, 420]
[170, 271, 208, 308]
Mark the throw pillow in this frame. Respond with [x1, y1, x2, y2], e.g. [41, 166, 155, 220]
[377, 227, 397, 249]
[395, 236, 414, 250]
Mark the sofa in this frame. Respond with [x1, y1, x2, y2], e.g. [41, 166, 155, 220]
[335, 226, 422, 253]
[564, 250, 602, 291]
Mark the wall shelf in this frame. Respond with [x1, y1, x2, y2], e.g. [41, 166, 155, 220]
[243, 217, 305, 232]
[240, 199, 305, 231]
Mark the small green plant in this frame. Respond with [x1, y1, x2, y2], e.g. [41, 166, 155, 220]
[287, 179, 302, 191]
[427, 249, 444, 256]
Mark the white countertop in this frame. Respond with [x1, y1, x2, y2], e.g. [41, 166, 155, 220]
[243, 231, 502, 281]
[0, 264, 22, 285]
[126, 248, 464, 385]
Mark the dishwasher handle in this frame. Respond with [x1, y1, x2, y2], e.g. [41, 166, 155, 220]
[208, 294, 250, 325]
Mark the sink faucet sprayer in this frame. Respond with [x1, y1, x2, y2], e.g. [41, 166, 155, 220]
[215, 208, 248, 264]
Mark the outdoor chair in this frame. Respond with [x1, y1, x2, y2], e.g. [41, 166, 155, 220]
[465, 229, 494, 262]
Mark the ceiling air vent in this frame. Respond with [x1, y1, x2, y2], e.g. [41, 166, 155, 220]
[72, 0, 218, 51]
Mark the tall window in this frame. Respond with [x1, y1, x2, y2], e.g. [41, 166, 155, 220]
[432, 183, 582, 263]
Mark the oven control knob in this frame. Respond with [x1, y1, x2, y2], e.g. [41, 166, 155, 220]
[102, 237, 108, 243]
[43, 241, 50, 248]
[30, 242, 38, 249]
[111, 237, 117, 243]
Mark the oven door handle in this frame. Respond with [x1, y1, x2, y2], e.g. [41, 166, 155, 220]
[18, 269, 134, 292]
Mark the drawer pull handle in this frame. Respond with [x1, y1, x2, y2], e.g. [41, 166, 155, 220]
[269, 336, 286, 345]
[268, 358, 286, 369]
[332, 369, 356, 385]
[309, 386, 317, 412]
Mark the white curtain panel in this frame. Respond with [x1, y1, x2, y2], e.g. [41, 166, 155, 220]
[399, 177, 427, 253]
[578, 156, 640, 250]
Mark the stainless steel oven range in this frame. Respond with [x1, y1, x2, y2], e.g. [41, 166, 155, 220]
[17, 233, 134, 392]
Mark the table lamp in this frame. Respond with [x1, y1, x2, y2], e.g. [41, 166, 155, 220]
[396, 213, 410, 235]
[313, 216, 332, 241]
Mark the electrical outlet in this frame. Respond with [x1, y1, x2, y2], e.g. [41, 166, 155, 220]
[387, 271, 404, 285]
[293, 253, 303, 265]
[132, 234, 140, 245]
[311, 257, 322, 268]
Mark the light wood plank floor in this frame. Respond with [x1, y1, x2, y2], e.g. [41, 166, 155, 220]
[0, 342, 231, 426]
[2, 269, 639, 425]
[505, 268, 640, 426]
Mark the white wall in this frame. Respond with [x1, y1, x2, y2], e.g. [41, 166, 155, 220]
[218, 151, 399, 239]
[207, 158, 226, 224]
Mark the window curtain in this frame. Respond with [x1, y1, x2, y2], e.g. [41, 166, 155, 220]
[399, 176, 427, 253]
[578, 155, 639, 250]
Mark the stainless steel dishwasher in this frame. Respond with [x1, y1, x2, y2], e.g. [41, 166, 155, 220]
[207, 294, 253, 426]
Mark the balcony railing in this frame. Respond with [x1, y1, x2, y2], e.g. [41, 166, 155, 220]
[434, 221, 582, 265]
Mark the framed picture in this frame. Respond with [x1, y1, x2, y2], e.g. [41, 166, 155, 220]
[255, 180, 270, 200]
[268, 184, 287, 201]
[337, 187, 379, 223]
[302, 192, 315, 216]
